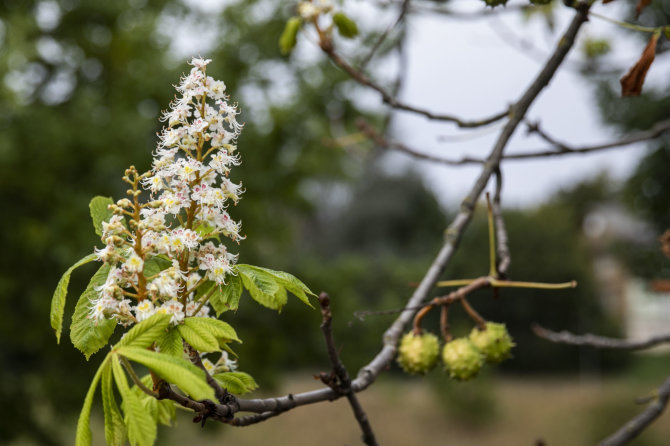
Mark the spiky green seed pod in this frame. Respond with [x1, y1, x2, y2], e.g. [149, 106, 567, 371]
[441, 338, 484, 381]
[397, 332, 440, 375]
[469, 322, 515, 364]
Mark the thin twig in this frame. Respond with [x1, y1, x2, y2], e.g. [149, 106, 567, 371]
[358, 0, 411, 71]
[522, 118, 670, 158]
[319, 292, 378, 446]
[532, 325, 670, 351]
[599, 376, 670, 446]
[356, 117, 670, 165]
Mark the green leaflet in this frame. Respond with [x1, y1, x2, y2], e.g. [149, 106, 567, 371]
[102, 360, 126, 446]
[89, 196, 115, 237]
[185, 317, 240, 343]
[237, 264, 315, 311]
[156, 327, 183, 357]
[213, 371, 258, 395]
[154, 395, 176, 426]
[193, 221, 220, 242]
[177, 320, 219, 352]
[208, 274, 243, 315]
[264, 269, 315, 308]
[116, 346, 215, 401]
[115, 313, 171, 349]
[112, 356, 157, 446]
[132, 375, 176, 427]
[221, 342, 238, 358]
[70, 264, 116, 360]
[279, 17, 302, 55]
[74, 356, 108, 446]
[237, 265, 287, 311]
[332, 12, 359, 38]
[50, 253, 97, 343]
[143, 256, 172, 278]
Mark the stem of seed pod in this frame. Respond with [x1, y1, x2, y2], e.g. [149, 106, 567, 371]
[440, 304, 452, 342]
[412, 302, 435, 335]
[460, 297, 487, 330]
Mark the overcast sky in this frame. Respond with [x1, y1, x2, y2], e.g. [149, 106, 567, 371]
[385, 0, 668, 207]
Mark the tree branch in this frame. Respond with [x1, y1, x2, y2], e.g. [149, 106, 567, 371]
[532, 324, 670, 351]
[318, 292, 378, 446]
[358, 0, 411, 71]
[599, 376, 670, 446]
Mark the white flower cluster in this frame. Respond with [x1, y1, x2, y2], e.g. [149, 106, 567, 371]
[89, 57, 243, 328]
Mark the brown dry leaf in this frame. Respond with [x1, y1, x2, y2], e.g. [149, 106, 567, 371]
[636, 0, 652, 18]
[660, 229, 670, 258]
[620, 33, 659, 97]
[602, 0, 616, 3]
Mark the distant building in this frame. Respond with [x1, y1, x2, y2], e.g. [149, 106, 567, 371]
[584, 203, 669, 352]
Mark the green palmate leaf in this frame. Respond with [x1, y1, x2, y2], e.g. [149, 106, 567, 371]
[156, 327, 183, 357]
[332, 12, 359, 38]
[177, 320, 219, 352]
[75, 356, 108, 446]
[185, 317, 240, 343]
[50, 253, 97, 343]
[236, 265, 287, 311]
[209, 274, 243, 315]
[70, 264, 116, 360]
[279, 17, 302, 55]
[132, 375, 176, 427]
[143, 256, 172, 278]
[102, 360, 126, 446]
[213, 371, 258, 395]
[155, 396, 176, 427]
[116, 346, 215, 401]
[89, 196, 115, 237]
[111, 356, 157, 446]
[266, 269, 315, 308]
[237, 264, 315, 309]
[115, 313, 171, 349]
